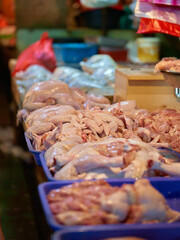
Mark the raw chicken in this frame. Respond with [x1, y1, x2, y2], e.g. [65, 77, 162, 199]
[22, 80, 83, 112]
[155, 57, 180, 73]
[105, 100, 137, 113]
[25, 108, 125, 151]
[114, 108, 180, 152]
[47, 179, 180, 226]
[24, 105, 76, 128]
[49, 137, 174, 180]
[19, 79, 111, 116]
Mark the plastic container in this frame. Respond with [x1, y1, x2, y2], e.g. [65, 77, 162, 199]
[38, 179, 180, 231]
[53, 43, 98, 64]
[136, 37, 160, 63]
[24, 132, 44, 166]
[40, 149, 180, 182]
[158, 147, 180, 160]
[40, 152, 54, 180]
[98, 46, 127, 62]
[52, 224, 180, 240]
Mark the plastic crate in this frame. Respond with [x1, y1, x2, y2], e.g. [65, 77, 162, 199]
[38, 179, 180, 231]
[53, 43, 98, 64]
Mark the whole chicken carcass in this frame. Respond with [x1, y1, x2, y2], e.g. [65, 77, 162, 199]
[21, 79, 111, 113]
[22, 80, 84, 112]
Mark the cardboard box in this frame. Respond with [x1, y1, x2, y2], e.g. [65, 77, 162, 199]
[114, 67, 180, 111]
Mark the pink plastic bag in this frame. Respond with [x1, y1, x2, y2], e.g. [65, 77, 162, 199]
[140, 0, 180, 6]
[135, 0, 180, 25]
[12, 32, 56, 76]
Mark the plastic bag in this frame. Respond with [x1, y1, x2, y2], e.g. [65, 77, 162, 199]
[80, 0, 119, 8]
[135, 0, 180, 25]
[140, 0, 180, 6]
[12, 32, 56, 76]
[91, 67, 115, 86]
[15, 65, 53, 101]
[80, 54, 117, 74]
[137, 17, 180, 37]
[53, 66, 101, 91]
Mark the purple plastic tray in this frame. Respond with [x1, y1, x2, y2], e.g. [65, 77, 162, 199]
[38, 179, 180, 231]
[51, 224, 180, 240]
[24, 132, 44, 166]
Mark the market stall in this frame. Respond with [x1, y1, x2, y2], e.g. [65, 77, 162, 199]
[0, 0, 180, 239]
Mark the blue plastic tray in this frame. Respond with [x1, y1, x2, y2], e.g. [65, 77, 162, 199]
[53, 43, 98, 64]
[158, 147, 180, 160]
[40, 151, 180, 183]
[38, 179, 180, 231]
[24, 132, 44, 166]
[40, 152, 54, 180]
[51, 224, 180, 240]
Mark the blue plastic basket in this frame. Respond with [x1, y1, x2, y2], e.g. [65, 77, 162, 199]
[24, 132, 44, 166]
[52, 224, 180, 240]
[38, 179, 180, 231]
[53, 43, 98, 63]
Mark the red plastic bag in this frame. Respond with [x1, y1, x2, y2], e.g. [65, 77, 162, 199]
[137, 17, 180, 37]
[12, 32, 56, 76]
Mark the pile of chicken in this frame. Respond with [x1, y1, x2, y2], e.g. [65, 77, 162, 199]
[155, 57, 180, 73]
[16, 79, 180, 179]
[47, 179, 180, 226]
[18, 79, 180, 153]
[24, 103, 180, 155]
[45, 137, 179, 180]
[17, 79, 110, 115]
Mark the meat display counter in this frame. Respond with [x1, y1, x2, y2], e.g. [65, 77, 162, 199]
[7, 56, 180, 240]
